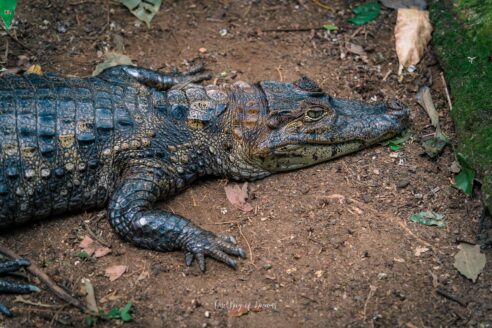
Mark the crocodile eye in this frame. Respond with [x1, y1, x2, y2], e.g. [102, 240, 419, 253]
[305, 108, 325, 121]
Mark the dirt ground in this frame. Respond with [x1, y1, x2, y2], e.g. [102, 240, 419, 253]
[1, 0, 491, 327]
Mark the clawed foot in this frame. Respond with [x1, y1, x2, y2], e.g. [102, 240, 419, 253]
[181, 227, 247, 272]
[0, 259, 40, 317]
[171, 62, 212, 87]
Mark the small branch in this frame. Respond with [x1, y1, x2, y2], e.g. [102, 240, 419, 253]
[440, 72, 453, 111]
[0, 244, 87, 312]
[83, 221, 111, 248]
[311, 0, 333, 11]
[261, 27, 325, 33]
[436, 287, 467, 307]
[238, 225, 257, 269]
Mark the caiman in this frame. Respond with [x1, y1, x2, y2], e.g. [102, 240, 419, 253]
[0, 65, 409, 316]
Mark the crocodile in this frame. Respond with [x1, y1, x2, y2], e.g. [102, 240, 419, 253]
[0, 65, 409, 316]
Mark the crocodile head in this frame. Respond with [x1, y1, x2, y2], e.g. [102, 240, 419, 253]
[228, 77, 409, 174]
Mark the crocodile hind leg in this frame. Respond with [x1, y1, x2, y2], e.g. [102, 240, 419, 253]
[98, 64, 212, 91]
[108, 163, 246, 272]
[0, 259, 40, 317]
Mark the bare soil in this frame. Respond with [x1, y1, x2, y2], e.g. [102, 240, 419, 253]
[1, 1, 491, 327]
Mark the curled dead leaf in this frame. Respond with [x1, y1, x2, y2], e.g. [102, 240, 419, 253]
[395, 8, 432, 74]
[105, 265, 128, 282]
[224, 182, 253, 212]
[228, 305, 249, 317]
[80, 235, 112, 258]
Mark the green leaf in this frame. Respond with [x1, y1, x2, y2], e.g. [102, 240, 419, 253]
[120, 0, 161, 28]
[454, 153, 475, 195]
[0, 0, 17, 30]
[389, 142, 401, 151]
[383, 130, 411, 151]
[323, 24, 338, 31]
[455, 167, 475, 195]
[107, 307, 121, 319]
[75, 251, 90, 259]
[409, 211, 446, 228]
[120, 302, 133, 322]
[85, 316, 95, 327]
[349, 1, 380, 25]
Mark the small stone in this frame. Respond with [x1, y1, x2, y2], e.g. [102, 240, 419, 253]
[199, 47, 207, 53]
[397, 180, 410, 188]
[41, 169, 51, 178]
[377, 272, 387, 280]
[204, 311, 211, 318]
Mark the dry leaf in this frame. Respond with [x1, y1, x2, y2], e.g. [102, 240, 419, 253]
[394, 8, 432, 74]
[105, 265, 128, 281]
[80, 235, 112, 258]
[454, 243, 486, 283]
[228, 305, 249, 317]
[94, 246, 112, 258]
[224, 183, 253, 212]
[99, 290, 121, 304]
[81, 278, 98, 314]
[414, 246, 429, 256]
[80, 235, 96, 256]
[345, 42, 370, 64]
[26, 64, 43, 75]
[92, 52, 134, 76]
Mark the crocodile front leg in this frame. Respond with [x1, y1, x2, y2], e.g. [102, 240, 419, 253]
[0, 259, 40, 316]
[108, 163, 246, 271]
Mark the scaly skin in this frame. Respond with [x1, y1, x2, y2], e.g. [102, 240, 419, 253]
[0, 65, 409, 316]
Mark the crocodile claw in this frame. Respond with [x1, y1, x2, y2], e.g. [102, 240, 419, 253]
[0, 259, 40, 317]
[182, 228, 246, 272]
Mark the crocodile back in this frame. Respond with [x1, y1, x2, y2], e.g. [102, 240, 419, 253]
[0, 72, 154, 227]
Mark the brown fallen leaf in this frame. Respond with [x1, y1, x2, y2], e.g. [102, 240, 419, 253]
[345, 42, 369, 63]
[104, 265, 128, 282]
[92, 52, 134, 76]
[228, 305, 249, 317]
[224, 183, 253, 212]
[80, 235, 112, 258]
[99, 290, 121, 304]
[394, 8, 432, 74]
[80, 235, 96, 256]
[94, 246, 112, 258]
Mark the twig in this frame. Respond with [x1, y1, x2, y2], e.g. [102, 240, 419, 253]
[238, 225, 256, 268]
[261, 27, 325, 33]
[436, 288, 467, 307]
[206, 221, 238, 225]
[2, 29, 31, 54]
[440, 72, 453, 111]
[82, 221, 111, 247]
[363, 285, 377, 322]
[0, 244, 86, 312]
[13, 296, 64, 309]
[382, 69, 392, 81]
[276, 65, 283, 82]
[311, 0, 333, 11]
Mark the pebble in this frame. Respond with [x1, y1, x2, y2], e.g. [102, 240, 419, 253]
[397, 180, 410, 188]
[204, 311, 211, 318]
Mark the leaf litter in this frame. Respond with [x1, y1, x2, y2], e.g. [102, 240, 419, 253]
[224, 182, 253, 212]
[395, 8, 432, 74]
[454, 243, 486, 283]
[409, 211, 446, 228]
